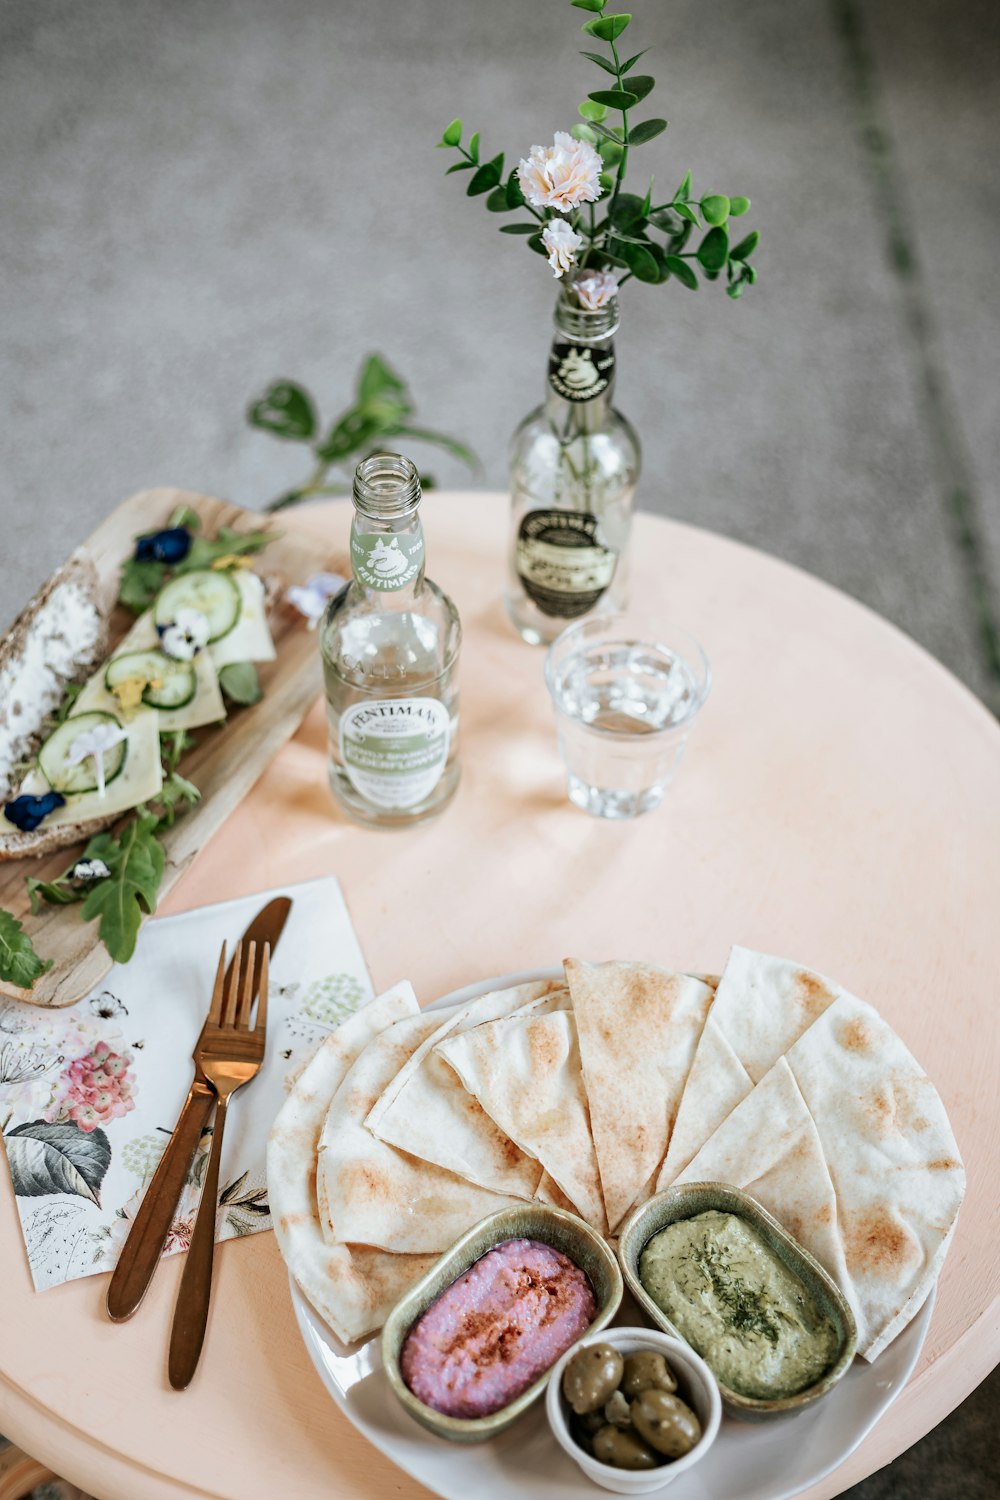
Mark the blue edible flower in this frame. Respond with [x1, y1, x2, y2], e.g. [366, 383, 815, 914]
[4, 791, 67, 831]
[134, 527, 192, 564]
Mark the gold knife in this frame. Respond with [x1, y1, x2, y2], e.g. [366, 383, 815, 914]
[105, 896, 292, 1322]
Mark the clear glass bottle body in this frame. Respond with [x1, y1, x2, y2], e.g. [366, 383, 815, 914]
[319, 454, 461, 829]
[506, 291, 640, 645]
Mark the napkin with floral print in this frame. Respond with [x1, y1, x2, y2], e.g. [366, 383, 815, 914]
[0, 876, 371, 1290]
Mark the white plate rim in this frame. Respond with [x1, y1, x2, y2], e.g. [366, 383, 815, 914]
[289, 967, 937, 1500]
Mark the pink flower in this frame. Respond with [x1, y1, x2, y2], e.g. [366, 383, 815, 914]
[517, 132, 602, 212]
[574, 267, 622, 311]
[542, 218, 583, 278]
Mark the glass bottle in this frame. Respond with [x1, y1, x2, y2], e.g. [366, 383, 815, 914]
[506, 283, 640, 645]
[319, 453, 461, 828]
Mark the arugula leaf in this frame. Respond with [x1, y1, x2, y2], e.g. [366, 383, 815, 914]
[159, 729, 196, 775]
[218, 662, 263, 706]
[0, 909, 52, 989]
[152, 772, 201, 829]
[80, 815, 166, 964]
[26, 877, 84, 914]
[118, 557, 168, 614]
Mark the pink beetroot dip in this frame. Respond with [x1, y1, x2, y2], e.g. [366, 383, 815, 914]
[400, 1238, 596, 1419]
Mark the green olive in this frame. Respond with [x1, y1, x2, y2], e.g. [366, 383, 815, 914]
[630, 1390, 702, 1460]
[562, 1343, 625, 1415]
[592, 1425, 661, 1471]
[620, 1350, 678, 1399]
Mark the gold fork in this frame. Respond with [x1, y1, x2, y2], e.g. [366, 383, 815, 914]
[167, 938, 269, 1390]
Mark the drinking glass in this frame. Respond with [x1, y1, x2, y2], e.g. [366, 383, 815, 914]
[544, 613, 711, 818]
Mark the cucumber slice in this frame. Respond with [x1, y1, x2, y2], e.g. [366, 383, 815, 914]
[105, 650, 197, 710]
[154, 569, 241, 643]
[38, 711, 129, 795]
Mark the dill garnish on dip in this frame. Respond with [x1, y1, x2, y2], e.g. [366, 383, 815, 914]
[638, 1211, 840, 1400]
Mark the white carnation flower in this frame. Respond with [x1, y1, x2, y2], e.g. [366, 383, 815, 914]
[517, 131, 602, 212]
[574, 267, 622, 311]
[542, 218, 583, 278]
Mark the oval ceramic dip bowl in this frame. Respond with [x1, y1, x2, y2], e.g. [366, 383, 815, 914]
[381, 1203, 623, 1443]
[616, 1183, 858, 1422]
[546, 1327, 722, 1494]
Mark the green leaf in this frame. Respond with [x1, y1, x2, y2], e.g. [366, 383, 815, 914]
[446, 160, 475, 174]
[673, 201, 701, 226]
[486, 186, 510, 212]
[665, 255, 699, 290]
[622, 242, 660, 282]
[649, 206, 682, 234]
[674, 169, 693, 200]
[696, 225, 729, 272]
[599, 139, 624, 167]
[588, 88, 639, 110]
[527, 232, 549, 257]
[247, 380, 317, 440]
[571, 0, 606, 10]
[730, 229, 760, 260]
[357, 354, 407, 406]
[26, 877, 82, 914]
[619, 48, 649, 72]
[159, 728, 196, 774]
[395, 426, 479, 470]
[467, 154, 504, 196]
[6, 1121, 111, 1205]
[219, 662, 263, 706]
[118, 557, 166, 614]
[0, 909, 51, 989]
[180, 524, 275, 574]
[729, 195, 751, 217]
[580, 49, 619, 75]
[726, 281, 745, 300]
[626, 74, 655, 102]
[598, 171, 614, 192]
[574, 122, 599, 143]
[153, 771, 201, 828]
[582, 13, 631, 41]
[80, 815, 166, 964]
[628, 118, 667, 145]
[579, 99, 609, 122]
[702, 194, 730, 226]
[499, 222, 539, 234]
[468, 131, 480, 163]
[439, 118, 462, 147]
[166, 504, 201, 532]
[505, 171, 525, 209]
[589, 120, 625, 143]
[609, 192, 647, 229]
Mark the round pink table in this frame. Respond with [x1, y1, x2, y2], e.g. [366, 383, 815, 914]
[1, 495, 997, 1500]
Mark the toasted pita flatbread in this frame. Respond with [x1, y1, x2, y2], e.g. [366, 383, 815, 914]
[266, 983, 435, 1345]
[437, 1008, 607, 1234]
[674, 1058, 854, 1303]
[317, 1008, 521, 1253]
[365, 980, 568, 1199]
[657, 947, 844, 1187]
[566, 959, 714, 1231]
[783, 994, 964, 1360]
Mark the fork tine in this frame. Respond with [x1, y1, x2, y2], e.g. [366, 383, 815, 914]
[208, 943, 228, 1025]
[235, 941, 256, 1030]
[221, 941, 243, 1028]
[254, 943, 270, 1035]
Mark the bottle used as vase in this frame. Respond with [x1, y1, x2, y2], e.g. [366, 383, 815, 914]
[506, 282, 640, 645]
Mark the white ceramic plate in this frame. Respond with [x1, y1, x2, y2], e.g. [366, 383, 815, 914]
[290, 969, 936, 1500]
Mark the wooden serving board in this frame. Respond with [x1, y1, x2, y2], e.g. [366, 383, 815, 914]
[0, 486, 342, 1008]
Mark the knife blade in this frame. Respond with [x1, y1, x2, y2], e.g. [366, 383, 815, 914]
[105, 896, 292, 1322]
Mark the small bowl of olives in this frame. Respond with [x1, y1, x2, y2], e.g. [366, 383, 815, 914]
[545, 1328, 721, 1493]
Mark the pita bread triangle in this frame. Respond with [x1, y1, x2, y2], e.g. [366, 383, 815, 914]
[565, 959, 714, 1232]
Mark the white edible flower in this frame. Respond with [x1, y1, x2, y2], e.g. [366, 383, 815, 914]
[67, 723, 128, 799]
[517, 131, 602, 213]
[574, 267, 622, 311]
[542, 219, 583, 278]
[160, 607, 210, 661]
[71, 857, 111, 884]
[286, 573, 346, 630]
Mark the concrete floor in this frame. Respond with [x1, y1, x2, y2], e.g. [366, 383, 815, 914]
[1, 0, 997, 1494]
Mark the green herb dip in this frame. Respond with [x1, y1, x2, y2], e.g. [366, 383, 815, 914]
[638, 1210, 840, 1400]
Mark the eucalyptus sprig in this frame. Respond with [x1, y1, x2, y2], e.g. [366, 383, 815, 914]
[248, 354, 478, 512]
[438, 1, 758, 299]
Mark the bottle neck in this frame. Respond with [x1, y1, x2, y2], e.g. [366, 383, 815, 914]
[544, 293, 620, 432]
[349, 508, 426, 602]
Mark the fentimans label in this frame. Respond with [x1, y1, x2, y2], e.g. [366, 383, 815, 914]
[516, 509, 617, 618]
[339, 697, 450, 808]
[351, 531, 424, 591]
[548, 342, 615, 403]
